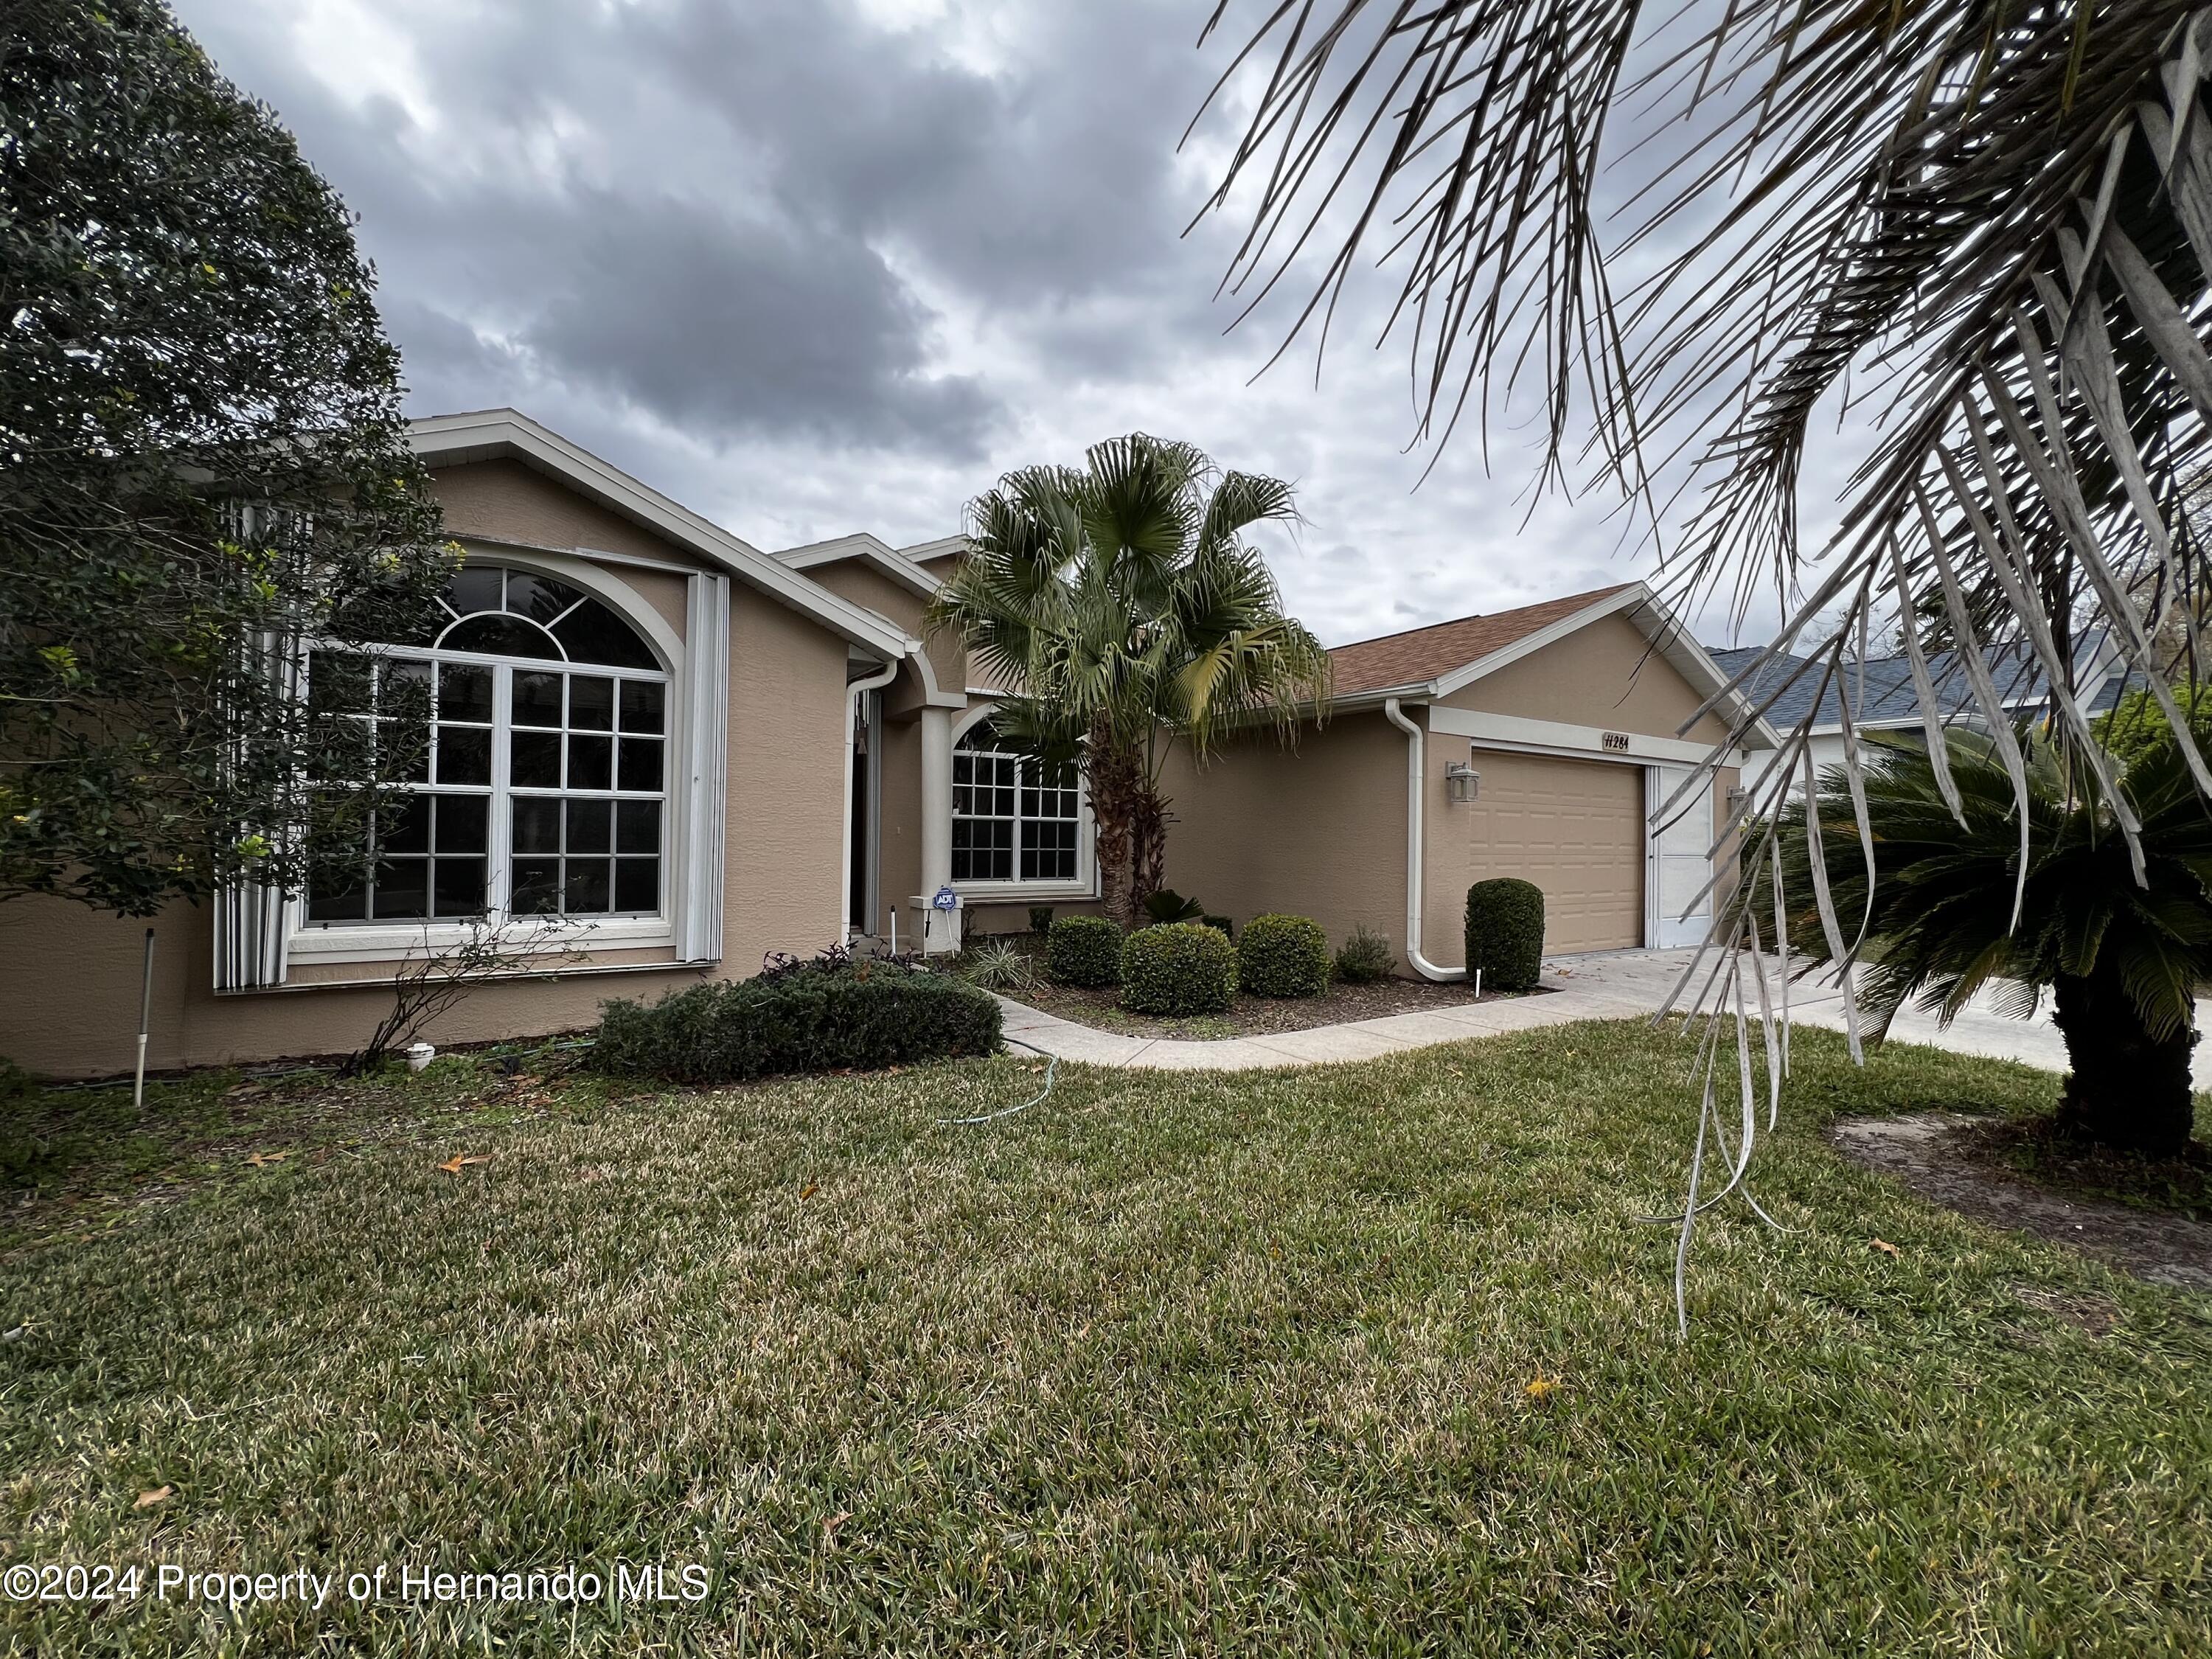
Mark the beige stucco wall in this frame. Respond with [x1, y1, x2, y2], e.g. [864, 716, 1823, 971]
[1442, 611, 1734, 745]
[0, 463, 854, 1077]
[1158, 712, 1410, 963]
[724, 585, 850, 973]
[804, 561, 967, 700]
[434, 459, 715, 574]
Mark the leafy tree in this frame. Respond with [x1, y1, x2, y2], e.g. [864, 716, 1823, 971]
[928, 435, 1332, 929]
[1778, 734, 2210, 1155]
[1, 0, 451, 915]
[2097, 680, 2212, 773]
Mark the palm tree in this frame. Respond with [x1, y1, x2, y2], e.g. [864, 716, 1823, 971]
[1778, 731, 2212, 1154]
[1194, 4, 2212, 1037]
[927, 435, 1333, 930]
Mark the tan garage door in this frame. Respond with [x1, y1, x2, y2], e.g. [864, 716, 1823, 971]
[1464, 751, 1643, 953]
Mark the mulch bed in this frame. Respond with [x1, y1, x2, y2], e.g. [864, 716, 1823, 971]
[1007, 971, 1542, 1040]
[1829, 1110, 2212, 1291]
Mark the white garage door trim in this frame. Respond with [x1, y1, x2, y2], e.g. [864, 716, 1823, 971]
[1646, 764, 1714, 950]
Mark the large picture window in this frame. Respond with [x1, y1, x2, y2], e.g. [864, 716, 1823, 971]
[305, 563, 667, 925]
[951, 720, 1080, 883]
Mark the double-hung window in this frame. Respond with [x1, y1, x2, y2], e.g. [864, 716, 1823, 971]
[305, 563, 668, 927]
[950, 720, 1082, 884]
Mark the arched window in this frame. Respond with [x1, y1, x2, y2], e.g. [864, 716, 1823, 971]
[305, 563, 669, 925]
[952, 720, 1080, 883]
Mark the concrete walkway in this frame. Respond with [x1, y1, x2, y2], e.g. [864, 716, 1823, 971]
[996, 956, 1667, 1072]
[1001, 946, 2212, 1082]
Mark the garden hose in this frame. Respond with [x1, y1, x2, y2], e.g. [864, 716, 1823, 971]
[937, 1037, 1058, 1126]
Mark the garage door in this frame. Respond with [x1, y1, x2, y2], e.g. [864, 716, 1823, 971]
[1464, 751, 1643, 953]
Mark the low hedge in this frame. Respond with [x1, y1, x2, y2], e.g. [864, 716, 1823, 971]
[591, 961, 1001, 1084]
[1237, 912, 1330, 998]
[1047, 914, 1121, 987]
[1466, 877, 1544, 992]
[1333, 925, 1396, 984]
[1121, 922, 1237, 1015]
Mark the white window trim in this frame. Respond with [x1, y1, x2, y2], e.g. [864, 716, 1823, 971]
[276, 548, 720, 978]
[945, 706, 1097, 902]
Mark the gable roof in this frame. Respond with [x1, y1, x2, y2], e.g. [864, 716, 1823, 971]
[1329, 582, 1778, 749]
[408, 409, 911, 659]
[773, 532, 940, 599]
[1705, 635, 2128, 731]
[1330, 585, 1638, 697]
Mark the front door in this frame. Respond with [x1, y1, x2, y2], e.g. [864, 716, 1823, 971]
[1646, 765, 1714, 949]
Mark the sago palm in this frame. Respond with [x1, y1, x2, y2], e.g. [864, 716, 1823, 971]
[1778, 731, 2212, 1153]
[927, 434, 1332, 929]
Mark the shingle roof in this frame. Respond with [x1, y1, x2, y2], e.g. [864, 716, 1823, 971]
[1705, 636, 2126, 731]
[1328, 585, 1637, 698]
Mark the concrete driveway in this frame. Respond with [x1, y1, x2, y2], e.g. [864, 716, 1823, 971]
[1545, 947, 2212, 1090]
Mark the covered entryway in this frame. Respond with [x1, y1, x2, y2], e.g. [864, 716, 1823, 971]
[1463, 750, 1643, 953]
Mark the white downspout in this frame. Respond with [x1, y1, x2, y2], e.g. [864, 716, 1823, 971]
[1384, 697, 1466, 982]
[841, 655, 902, 942]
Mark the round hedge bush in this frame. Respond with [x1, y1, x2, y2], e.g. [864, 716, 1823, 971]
[1120, 922, 1238, 1015]
[1237, 912, 1330, 998]
[1465, 877, 1544, 992]
[1046, 914, 1121, 987]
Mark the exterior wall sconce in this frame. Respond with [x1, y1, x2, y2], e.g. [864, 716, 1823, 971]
[1444, 762, 1481, 804]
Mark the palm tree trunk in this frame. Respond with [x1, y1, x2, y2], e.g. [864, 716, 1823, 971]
[1127, 785, 1169, 918]
[2050, 964, 2199, 1157]
[1085, 735, 1142, 933]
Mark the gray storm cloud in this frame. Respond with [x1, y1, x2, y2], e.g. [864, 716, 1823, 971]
[168, 0, 1850, 647]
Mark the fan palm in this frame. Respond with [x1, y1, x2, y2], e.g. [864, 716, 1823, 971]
[1195, 4, 2212, 1048]
[927, 435, 1333, 930]
[1778, 731, 2212, 1154]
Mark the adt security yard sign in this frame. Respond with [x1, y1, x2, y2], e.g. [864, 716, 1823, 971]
[925, 884, 960, 952]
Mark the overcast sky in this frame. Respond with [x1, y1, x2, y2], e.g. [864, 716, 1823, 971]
[173, 0, 1860, 650]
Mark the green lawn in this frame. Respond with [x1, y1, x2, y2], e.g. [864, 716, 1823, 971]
[3, 1023, 2208, 1655]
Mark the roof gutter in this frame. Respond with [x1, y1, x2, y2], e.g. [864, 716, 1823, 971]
[1383, 698, 1466, 983]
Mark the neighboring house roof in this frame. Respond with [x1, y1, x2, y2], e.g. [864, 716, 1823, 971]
[1327, 582, 1780, 748]
[773, 532, 942, 600]
[408, 409, 911, 660]
[1706, 634, 2126, 732]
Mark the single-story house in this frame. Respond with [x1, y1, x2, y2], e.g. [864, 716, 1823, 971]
[1160, 585, 1778, 970]
[0, 412, 1776, 1077]
[1708, 635, 2129, 804]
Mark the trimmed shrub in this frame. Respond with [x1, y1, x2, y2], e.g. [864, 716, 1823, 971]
[1120, 922, 1238, 1015]
[1028, 905, 1055, 934]
[591, 961, 1001, 1084]
[1238, 912, 1330, 998]
[1047, 914, 1121, 987]
[1465, 877, 1545, 992]
[1200, 913, 1234, 939]
[1334, 925, 1396, 984]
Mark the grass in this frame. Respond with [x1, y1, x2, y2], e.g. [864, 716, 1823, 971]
[3, 1023, 2209, 1655]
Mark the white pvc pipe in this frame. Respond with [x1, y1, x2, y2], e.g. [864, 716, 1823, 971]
[132, 927, 155, 1110]
[841, 655, 902, 942]
[1383, 698, 1467, 982]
